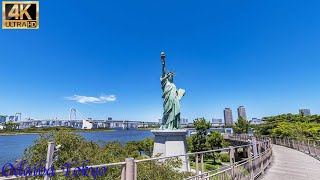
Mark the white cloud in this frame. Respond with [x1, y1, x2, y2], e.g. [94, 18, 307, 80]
[65, 95, 116, 104]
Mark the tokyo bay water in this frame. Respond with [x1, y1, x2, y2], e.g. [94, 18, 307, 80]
[0, 130, 153, 166]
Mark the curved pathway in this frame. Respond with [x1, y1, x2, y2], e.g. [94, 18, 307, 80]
[261, 145, 320, 180]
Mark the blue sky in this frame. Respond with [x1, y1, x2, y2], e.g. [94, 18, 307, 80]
[1, 0, 320, 122]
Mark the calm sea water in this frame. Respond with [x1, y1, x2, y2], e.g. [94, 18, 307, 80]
[0, 130, 153, 166]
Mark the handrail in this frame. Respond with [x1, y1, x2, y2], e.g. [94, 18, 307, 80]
[3, 135, 273, 180]
[54, 161, 126, 173]
[184, 136, 272, 180]
[270, 136, 320, 161]
[133, 135, 272, 180]
[72, 135, 270, 180]
[134, 148, 231, 163]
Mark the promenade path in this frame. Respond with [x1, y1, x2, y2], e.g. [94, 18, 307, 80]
[261, 145, 320, 180]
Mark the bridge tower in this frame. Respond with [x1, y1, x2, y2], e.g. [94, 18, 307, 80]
[69, 108, 93, 129]
[14, 113, 22, 122]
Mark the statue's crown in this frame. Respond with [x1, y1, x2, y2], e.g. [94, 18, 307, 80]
[168, 72, 175, 76]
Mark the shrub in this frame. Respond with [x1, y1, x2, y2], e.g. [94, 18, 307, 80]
[220, 153, 230, 162]
[205, 164, 219, 171]
[21, 130, 192, 179]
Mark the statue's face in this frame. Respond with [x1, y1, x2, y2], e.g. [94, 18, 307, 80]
[168, 75, 173, 82]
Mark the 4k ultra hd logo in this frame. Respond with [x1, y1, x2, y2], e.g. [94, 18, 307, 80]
[2, 1, 39, 29]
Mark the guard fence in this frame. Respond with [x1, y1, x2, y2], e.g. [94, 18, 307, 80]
[270, 136, 320, 160]
[3, 135, 273, 180]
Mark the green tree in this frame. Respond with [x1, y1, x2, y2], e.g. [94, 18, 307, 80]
[233, 116, 249, 134]
[139, 138, 154, 157]
[206, 131, 225, 163]
[22, 130, 192, 179]
[255, 113, 320, 139]
[206, 131, 225, 150]
[186, 136, 193, 152]
[191, 118, 211, 152]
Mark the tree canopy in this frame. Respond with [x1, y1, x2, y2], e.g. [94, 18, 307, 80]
[255, 113, 320, 139]
[189, 118, 228, 152]
[22, 130, 191, 179]
[233, 117, 249, 134]
[191, 118, 211, 152]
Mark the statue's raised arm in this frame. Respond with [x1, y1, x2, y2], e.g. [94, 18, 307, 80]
[161, 52, 166, 77]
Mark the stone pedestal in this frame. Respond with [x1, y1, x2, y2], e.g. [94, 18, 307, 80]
[151, 129, 189, 172]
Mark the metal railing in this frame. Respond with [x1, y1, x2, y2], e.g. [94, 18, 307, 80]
[3, 135, 273, 180]
[271, 136, 320, 160]
[184, 136, 272, 180]
[132, 135, 272, 180]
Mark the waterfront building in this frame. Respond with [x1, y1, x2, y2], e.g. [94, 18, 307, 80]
[250, 118, 263, 125]
[224, 108, 233, 126]
[212, 118, 224, 127]
[237, 106, 247, 120]
[0, 116, 6, 123]
[299, 109, 311, 116]
[8, 116, 18, 122]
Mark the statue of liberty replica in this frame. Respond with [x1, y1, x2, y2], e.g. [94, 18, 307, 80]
[160, 52, 186, 130]
[152, 52, 189, 172]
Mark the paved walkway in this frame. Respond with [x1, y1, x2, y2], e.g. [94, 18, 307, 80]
[261, 145, 320, 180]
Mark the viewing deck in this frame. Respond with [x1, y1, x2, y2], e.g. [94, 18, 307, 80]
[261, 145, 320, 180]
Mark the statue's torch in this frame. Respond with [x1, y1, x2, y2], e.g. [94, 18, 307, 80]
[161, 52, 165, 65]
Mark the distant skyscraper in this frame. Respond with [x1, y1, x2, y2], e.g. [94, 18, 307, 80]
[237, 106, 247, 120]
[224, 108, 233, 126]
[181, 118, 188, 124]
[299, 109, 311, 116]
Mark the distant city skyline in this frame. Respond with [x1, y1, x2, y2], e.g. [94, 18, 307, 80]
[0, 105, 316, 123]
[0, 107, 315, 123]
[1, 1, 320, 122]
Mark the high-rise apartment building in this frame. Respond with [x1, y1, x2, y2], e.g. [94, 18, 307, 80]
[237, 106, 247, 120]
[224, 108, 233, 126]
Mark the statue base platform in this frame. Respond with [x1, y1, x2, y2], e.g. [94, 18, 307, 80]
[151, 129, 189, 172]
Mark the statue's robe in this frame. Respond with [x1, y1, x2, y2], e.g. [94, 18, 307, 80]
[160, 74, 185, 129]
